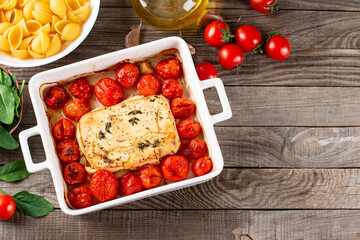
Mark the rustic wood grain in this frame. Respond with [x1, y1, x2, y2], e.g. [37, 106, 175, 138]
[3, 168, 360, 209]
[2, 209, 360, 240]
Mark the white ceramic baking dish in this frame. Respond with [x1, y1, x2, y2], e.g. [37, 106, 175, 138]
[19, 37, 232, 215]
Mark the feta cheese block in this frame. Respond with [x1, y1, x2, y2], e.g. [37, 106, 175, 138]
[76, 95, 180, 172]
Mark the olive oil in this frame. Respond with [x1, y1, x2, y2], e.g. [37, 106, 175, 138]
[131, 0, 208, 30]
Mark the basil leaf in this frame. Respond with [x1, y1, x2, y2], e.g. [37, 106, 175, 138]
[13, 191, 53, 217]
[1, 70, 13, 88]
[0, 84, 15, 125]
[12, 87, 20, 117]
[0, 125, 19, 149]
[0, 69, 3, 85]
[0, 160, 31, 182]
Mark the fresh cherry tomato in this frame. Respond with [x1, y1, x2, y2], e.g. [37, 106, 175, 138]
[63, 98, 91, 121]
[44, 86, 69, 110]
[265, 34, 291, 61]
[0, 194, 16, 220]
[67, 185, 93, 209]
[120, 173, 143, 196]
[137, 74, 161, 96]
[64, 162, 86, 185]
[204, 21, 232, 48]
[161, 79, 183, 100]
[90, 170, 119, 202]
[250, 0, 278, 13]
[57, 139, 80, 164]
[192, 156, 213, 176]
[69, 77, 94, 99]
[218, 44, 244, 70]
[161, 156, 189, 182]
[195, 62, 218, 81]
[52, 118, 75, 142]
[170, 98, 195, 119]
[235, 25, 262, 52]
[115, 62, 141, 89]
[178, 139, 207, 160]
[177, 118, 201, 140]
[94, 78, 124, 107]
[156, 58, 183, 80]
[139, 164, 163, 189]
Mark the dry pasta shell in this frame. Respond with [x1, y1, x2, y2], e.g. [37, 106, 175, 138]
[67, 9, 81, 23]
[2, 25, 13, 38]
[30, 35, 41, 54]
[0, 35, 11, 52]
[72, 2, 88, 15]
[23, 0, 35, 20]
[78, 0, 89, 5]
[55, 19, 70, 34]
[18, 19, 30, 36]
[50, 15, 60, 33]
[38, 23, 51, 35]
[19, 36, 33, 50]
[32, 10, 52, 24]
[18, 0, 33, 7]
[39, 31, 50, 53]
[0, 0, 9, 9]
[60, 22, 80, 41]
[28, 45, 45, 58]
[0, 22, 11, 34]
[35, 1, 52, 14]
[64, 0, 80, 11]
[11, 48, 29, 59]
[50, 0, 66, 17]
[8, 24, 23, 49]
[0, 10, 7, 21]
[3, 0, 16, 10]
[74, 7, 89, 22]
[26, 20, 42, 33]
[46, 33, 61, 57]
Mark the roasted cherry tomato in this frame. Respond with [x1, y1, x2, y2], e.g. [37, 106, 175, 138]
[195, 62, 218, 81]
[64, 162, 86, 185]
[44, 86, 69, 110]
[90, 170, 119, 202]
[94, 78, 124, 107]
[57, 139, 80, 164]
[192, 157, 213, 176]
[156, 58, 182, 80]
[137, 74, 161, 96]
[170, 98, 195, 119]
[235, 25, 262, 52]
[115, 62, 141, 89]
[265, 34, 291, 61]
[67, 185, 93, 209]
[52, 118, 75, 142]
[250, 0, 278, 13]
[120, 173, 143, 195]
[177, 118, 201, 140]
[218, 44, 244, 70]
[69, 77, 94, 99]
[161, 79, 183, 100]
[204, 21, 232, 48]
[161, 156, 189, 182]
[63, 98, 91, 121]
[0, 194, 16, 220]
[139, 164, 163, 189]
[179, 139, 207, 160]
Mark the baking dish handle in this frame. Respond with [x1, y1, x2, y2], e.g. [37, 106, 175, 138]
[19, 126, 48, 173]
[200, 78, 232, 125]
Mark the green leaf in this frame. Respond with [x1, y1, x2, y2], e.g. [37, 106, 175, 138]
[0, 125, 19, 149]
[13, 191, 53, 217]
[12, 87, 20, 117]
[0, 84, 15, 125]
[0, 160, 31, 182]
[0, 69, 3, 85]
[19, 79, 25, 95]
[1, 70, 13, 88]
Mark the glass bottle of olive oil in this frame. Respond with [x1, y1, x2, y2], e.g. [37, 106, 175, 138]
[131, 0, 208, 30]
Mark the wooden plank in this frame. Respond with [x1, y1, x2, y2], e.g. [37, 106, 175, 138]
[3, 168, 360, 209]
[6, 126, 360, 168]
[2, 209, 360, 240]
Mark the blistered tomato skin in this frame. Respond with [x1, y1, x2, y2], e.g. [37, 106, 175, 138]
[137, 74, 161, 96]
[63, 98, 91, 121]
[69, 78, 94, 99]
[115, 63, 141, 89]
[0, 194, 16, 220]
[193, 157, 213, 176]
[57, 139, 80, 164]
[95, 78, 124, 107]
[64, 162, 87, 185]
[139, 164, 163, 189]
[44, 86, 69, 110]
[171, 98, 195, 119]
[161, 156, 190, 182]
[120, 173, 143, 195]
[90, 170, 119, 202]
[52, 118, 75, 141]
[177, 118, 201, 140]
[179, 139, 207, 160]
[161, 79, 183, 100]
[68, 185, 93, 209]
[156, 58, 183, 80]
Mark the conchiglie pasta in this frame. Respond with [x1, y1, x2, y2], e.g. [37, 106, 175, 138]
[0, 0, 91, 59]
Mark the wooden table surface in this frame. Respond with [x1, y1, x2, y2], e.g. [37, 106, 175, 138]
[2, 0, 360, 239]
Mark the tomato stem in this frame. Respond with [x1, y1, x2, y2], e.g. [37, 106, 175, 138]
[263, 0, 279, 13]
[0, 189, 9, 195]
[266, 32, 282, 42]
[253, 43, 264, 54]
[232, 64, 241, 74]
[219, 23, 234, 43]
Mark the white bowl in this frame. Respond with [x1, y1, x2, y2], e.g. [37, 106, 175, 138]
[0, 1, 100, 68]
[20, 37, 232, 215]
